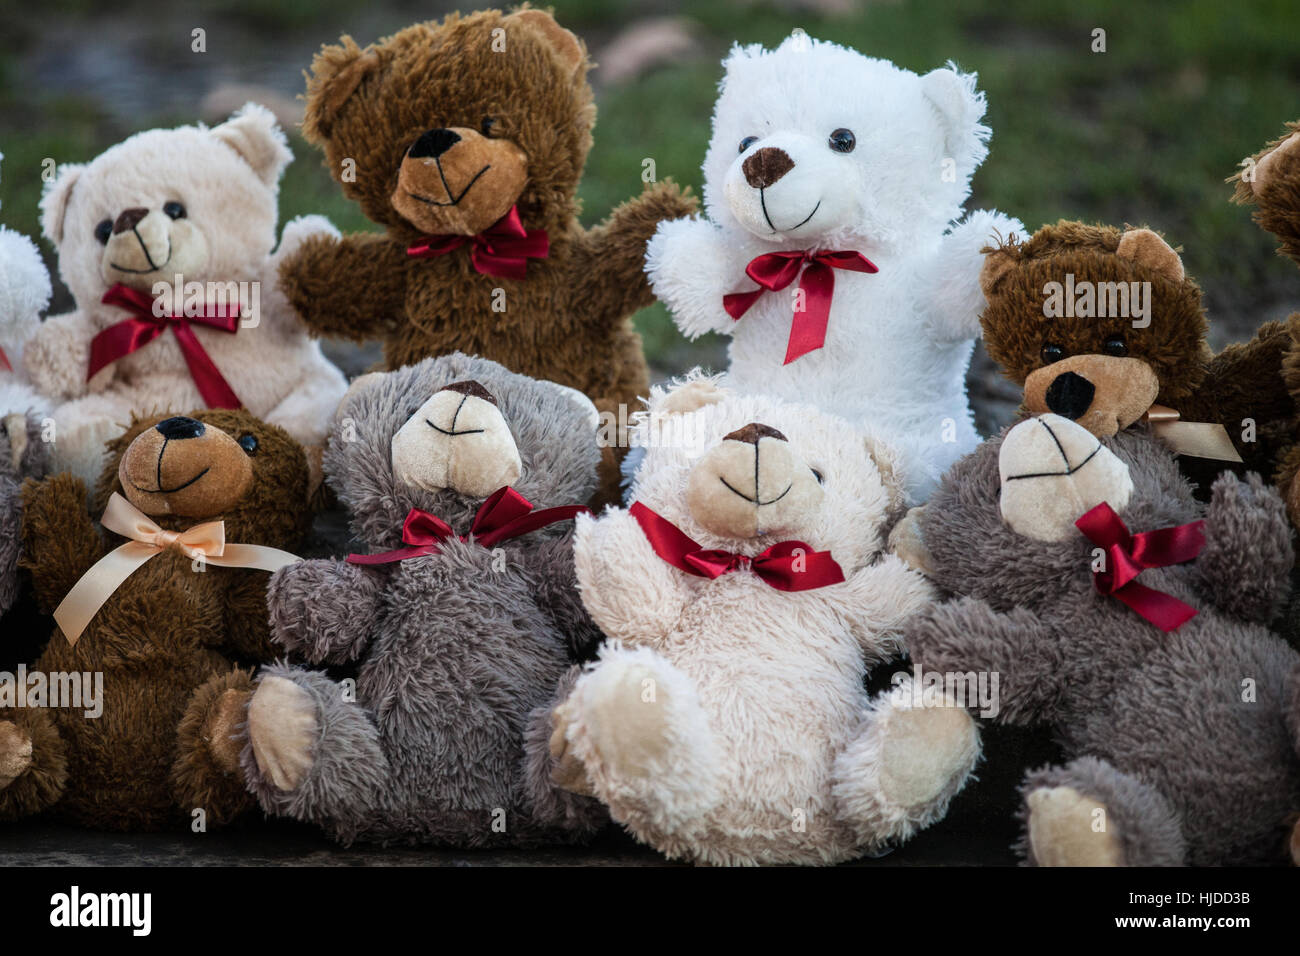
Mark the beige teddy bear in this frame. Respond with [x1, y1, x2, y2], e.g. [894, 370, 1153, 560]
[550, 376, 979, 865]
[26, 104, 346, 481]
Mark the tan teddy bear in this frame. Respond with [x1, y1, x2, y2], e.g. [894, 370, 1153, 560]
[26, 104, 347, 482]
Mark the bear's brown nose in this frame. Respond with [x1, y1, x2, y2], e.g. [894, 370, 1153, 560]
[113, 208, 150, 235]
[438, 380, 498, 406]
[742, 148, 795, 189]
[723, 422, 788, 445]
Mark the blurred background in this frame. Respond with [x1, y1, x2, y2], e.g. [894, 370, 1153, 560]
[2, 0, 1298, 434]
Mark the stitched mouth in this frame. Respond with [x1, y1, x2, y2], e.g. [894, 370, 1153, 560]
[1003, 418, 1103, 482]
[406, 163, 493, 208]
[759, 191, 821, 234]
[130, 466, 210, 495]
[720, 476, 793, 507]
[110, 233, 172, 274]
[425, 418, 485, 437]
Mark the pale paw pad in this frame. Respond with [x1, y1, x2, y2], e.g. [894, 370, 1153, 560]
[248, 677, 318, 792]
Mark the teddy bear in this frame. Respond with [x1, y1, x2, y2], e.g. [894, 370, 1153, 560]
[0, 148, 53, 431]
[978, 220, 1298, 492]
[645, 33, 1023, 505]
[546, 375, 980, 865]
[1234, 122, 1300, 525]
[23, 104, 347, 485]
[0, 408, 314, 830]
[902, 412, 1300, 865]
[276, 7, 697, 504]
[238, 353, 609, 847]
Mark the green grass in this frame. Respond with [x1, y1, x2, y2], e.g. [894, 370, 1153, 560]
[4, 0, 1299, 363]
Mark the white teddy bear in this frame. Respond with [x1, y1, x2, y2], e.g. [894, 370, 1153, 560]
[550, 376, 979, 865]
[0, 149, 53, 429]
[647, 34, 1024, 503]
[26, 104, 347, 481]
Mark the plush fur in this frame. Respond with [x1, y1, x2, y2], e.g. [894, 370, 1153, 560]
[0, 149, 53, 437]
[1235, 123, 1300, 527]
[905, 420, 1300, 865]
[239, 354, 609, 846]
[24, 105, 347, 484]
[646, 35, 1023, 504]
[980, 220, 1298, 492]
[0, 406, 50, 616]
[277, 7, 697, 504]
[550, 376, 978, 865]
[0, 408, 314, 830]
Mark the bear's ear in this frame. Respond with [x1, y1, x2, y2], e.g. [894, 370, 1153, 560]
[1115, 228, 1184, 283]
[920, 63, 989, 175]
[211, 104, 293, 187]
[980, 244, 1019, 298]
[509, 8, 585, 75]
[546, 382, 601, 431]
[863, 432, 906, 523]
[303, 36, 383, 142]
[40, 161, 86, 245]
[656, 376, 728, 417]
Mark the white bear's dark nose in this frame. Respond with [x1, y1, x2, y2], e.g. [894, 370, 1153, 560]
[722, 422, 787, 445]
[113, 207, 150, 235]
[742, 148, 795, 189]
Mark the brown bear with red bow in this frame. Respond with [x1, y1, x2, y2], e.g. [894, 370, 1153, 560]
[278, 8, 697, 503]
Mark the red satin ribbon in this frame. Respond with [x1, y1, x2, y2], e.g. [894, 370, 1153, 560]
[1075, 502, 1205, 632]
[0, 346, 10, 372]
[347, 486, 588, 565]
[90, 284, 243, 409]
[630, 501, 845, 592]
[723, 249, 878, 365]
[406, 205, 549, 281]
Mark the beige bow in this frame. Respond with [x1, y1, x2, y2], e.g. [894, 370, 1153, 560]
[1143, 405, 1243, 463]
[53, 492, 302, 646]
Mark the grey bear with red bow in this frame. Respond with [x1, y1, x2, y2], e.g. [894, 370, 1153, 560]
[239, 353, 608, 846]
[903, 413, 1300, 865]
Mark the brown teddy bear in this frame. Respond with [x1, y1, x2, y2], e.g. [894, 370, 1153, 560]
[1234, 122, 1300, 524]
[279, 7, 697, 503]
[977, 220, 1298, 492]
[0, 409, 313, 830]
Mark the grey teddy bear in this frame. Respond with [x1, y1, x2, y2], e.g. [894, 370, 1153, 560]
[1, 405, 50, 617]
[237, 353, 608, 846]
[905, 412, 1300, 866]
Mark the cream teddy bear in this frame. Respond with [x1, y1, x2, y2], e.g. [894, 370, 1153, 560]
[26, 104, 346, 481]
[550, 376, 979, 865]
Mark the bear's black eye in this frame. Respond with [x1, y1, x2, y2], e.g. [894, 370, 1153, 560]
[828, 128, 856, 153]
[1102, 336, 1128, 357]
[163, 201, 186, 220]
[739, 136, 759, 153]
[481, 116, 496, 137]
[94, 219, 113, 244]
[237, 433, 259, 455]
[811, 467, 825, 485]
[1040, 343, 1066, 365]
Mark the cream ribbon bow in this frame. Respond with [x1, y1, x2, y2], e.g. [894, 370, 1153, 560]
[54, 492, 302, 646]
[1143, 405, 1243, 463]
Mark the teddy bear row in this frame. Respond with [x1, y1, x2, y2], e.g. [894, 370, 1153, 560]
[0, 7, 1299, 867]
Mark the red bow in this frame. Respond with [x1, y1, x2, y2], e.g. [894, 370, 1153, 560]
[1075, 502, 1205, 632]
[347, 486, 588, 565]
[0, 346, 10, 372]
[722, 250, 878, 365]
[630, 502, 844, 592]
[406, 205, 549, 281]
[91, 284, 243, 409]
